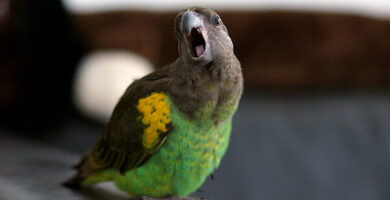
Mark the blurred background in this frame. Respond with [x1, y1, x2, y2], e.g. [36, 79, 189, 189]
[1, 0, 390, 199]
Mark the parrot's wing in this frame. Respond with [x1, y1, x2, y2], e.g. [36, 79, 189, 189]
[88, 67, 173, 174]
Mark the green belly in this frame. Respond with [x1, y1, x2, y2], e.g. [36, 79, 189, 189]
[114, 99, 233, 197]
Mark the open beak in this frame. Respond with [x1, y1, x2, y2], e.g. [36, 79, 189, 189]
[181, 11, 209, 61]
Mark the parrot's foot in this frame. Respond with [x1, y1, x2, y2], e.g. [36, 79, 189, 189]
[134, 195, 207, 200]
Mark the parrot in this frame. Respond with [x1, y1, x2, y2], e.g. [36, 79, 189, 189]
[63, 6, 243, 199]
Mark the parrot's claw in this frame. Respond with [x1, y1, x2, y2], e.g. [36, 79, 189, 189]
[134, 195, 208, 200]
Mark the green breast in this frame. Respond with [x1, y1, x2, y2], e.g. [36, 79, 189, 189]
[114, 96, 236, 197]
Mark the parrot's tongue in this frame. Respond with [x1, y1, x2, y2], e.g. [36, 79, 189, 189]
[195, 44, 205, 57]
[188, 27, 206, 58]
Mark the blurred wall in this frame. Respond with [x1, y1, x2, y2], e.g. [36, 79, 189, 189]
[71, 10, 390, 89]
[0, 0, 84, 133]
[1, 0, 390, 134]
[63, 0, 390, 19]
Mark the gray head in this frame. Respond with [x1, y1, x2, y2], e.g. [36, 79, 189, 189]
[174, 7, 234, 67]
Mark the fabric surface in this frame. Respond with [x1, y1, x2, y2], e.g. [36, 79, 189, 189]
[1, 91, 390, 200]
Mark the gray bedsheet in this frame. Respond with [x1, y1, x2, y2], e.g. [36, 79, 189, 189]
[1, 91, 390, 200]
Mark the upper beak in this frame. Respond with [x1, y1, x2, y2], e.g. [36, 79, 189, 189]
[181, 11, 203, 36]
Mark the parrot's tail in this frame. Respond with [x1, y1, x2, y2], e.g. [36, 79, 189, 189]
[62, 154, 90, 189]
[62, 154, 114, 188]
[62, 173, 84, 189]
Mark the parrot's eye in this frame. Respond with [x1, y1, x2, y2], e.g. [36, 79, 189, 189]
[213, 16, 222, 26]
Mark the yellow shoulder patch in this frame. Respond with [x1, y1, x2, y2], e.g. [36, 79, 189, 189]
[136, 92, 171, 149]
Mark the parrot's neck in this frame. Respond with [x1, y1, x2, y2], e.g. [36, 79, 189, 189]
[168, 55, 243, 120]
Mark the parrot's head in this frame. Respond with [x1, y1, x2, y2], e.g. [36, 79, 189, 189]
[175, 7, 234, 67]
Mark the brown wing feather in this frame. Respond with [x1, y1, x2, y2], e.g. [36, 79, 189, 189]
[87, 67, 172, 175]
